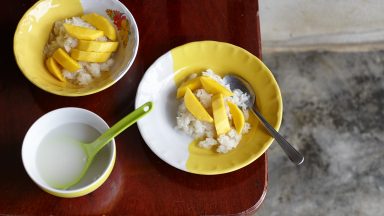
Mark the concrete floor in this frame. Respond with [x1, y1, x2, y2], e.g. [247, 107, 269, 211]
[260, 0, 384, 48]
[256, 51, 384, 216]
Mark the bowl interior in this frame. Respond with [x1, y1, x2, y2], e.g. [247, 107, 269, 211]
[14, 0, 139, 96]
[22, 108, 115, 197]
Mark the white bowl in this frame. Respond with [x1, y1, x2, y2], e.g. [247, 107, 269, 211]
[22, 108, 116, 198]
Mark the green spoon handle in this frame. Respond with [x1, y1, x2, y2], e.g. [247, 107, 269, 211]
[88, 101, 153, 154]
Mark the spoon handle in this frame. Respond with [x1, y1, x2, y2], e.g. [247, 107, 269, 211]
[89, 101, 154, 154]
[251, 107, 304, 165]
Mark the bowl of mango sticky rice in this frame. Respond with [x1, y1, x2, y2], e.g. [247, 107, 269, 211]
[14, 0, 139, 96]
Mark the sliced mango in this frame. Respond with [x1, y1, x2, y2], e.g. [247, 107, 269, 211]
[184, 88, 213, 123]
[77, 40, 118, 52]
[82, 13, 117, 41]
[212, 94, 231, 135]
[227, 101, 245, 134]
[200, 76, 233, 97]
[52, 48, 81, 72]
[176, 76, 202, 98]
[45, 57, 65, 82]
[71, 49, 111, 63]
[63, 23, 104, 40]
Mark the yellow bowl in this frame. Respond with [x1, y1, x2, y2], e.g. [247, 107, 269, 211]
[135, 41, 283, 174]
[13, 0, 139, 96]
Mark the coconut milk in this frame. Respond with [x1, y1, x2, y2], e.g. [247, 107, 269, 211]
[36, 123, 100, 189]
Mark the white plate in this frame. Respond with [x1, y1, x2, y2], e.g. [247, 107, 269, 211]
[135, 41, 283, 174]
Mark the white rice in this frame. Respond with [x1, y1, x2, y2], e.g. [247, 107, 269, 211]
[195, 89, 212, 109]
[176, 103, 215, 139]
[44, 17, 114, 85]
[176, 69, 251, 153]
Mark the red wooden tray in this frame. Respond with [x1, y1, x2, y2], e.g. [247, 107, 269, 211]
[0, 0, 266, 214]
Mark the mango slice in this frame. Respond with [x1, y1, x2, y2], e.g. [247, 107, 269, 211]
[77, 40, 119, 52]
[45, 57, 65, 82]
[71, 49, 111, 63]
[52, 48, 81, 72]
[200, 76, 233, 97]
[212, 94, 231, 135]
[63, 23, 104, 40]
[176, 76, 202, 98]
[82, 13, 117, 41]
[227, 101, 245, 134]
[184, 88, 213, 123]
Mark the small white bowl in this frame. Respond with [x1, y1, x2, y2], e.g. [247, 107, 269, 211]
[22, 108, 116, 198]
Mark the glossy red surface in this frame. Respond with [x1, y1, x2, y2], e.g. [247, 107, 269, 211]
[1, 0, 265, 214]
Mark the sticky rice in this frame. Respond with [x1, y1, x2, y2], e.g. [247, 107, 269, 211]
[176, 69, 251, 153]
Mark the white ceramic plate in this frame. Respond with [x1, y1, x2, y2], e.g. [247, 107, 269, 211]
[135, 41, 283, 175]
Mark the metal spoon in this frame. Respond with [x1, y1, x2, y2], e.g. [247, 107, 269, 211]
[223, 75, 304, 165]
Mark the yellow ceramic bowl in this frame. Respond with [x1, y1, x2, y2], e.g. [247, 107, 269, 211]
[135, 41, 283, 175]
[14, 0, 139, 96]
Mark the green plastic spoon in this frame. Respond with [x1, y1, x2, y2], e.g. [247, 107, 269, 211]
[60, 101, 153, 190]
